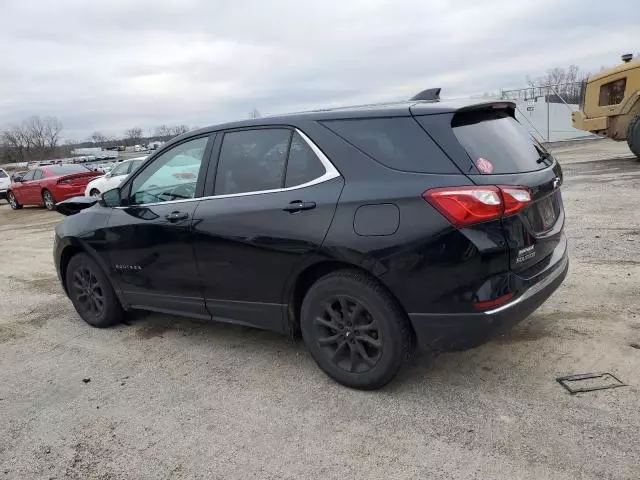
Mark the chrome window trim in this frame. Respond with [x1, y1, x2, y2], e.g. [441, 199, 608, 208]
[117, 128, 340, 208]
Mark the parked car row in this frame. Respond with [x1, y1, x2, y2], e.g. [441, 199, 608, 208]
[85, 157, 146, 197]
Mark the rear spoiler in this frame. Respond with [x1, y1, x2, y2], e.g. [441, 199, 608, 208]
[56, 171, 100, 184]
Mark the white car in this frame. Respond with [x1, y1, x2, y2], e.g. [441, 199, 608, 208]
[0, 168, 11, 202]
[84, 157, 146, 197]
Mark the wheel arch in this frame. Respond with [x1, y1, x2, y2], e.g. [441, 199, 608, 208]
[285, 259, 413, 339]
[57, 239, 126, 307]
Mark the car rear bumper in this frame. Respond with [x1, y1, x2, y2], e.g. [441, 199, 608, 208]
[408, 236, 569, 350]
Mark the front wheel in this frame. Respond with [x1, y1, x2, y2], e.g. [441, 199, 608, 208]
[627, 115, 640, 159]
[65, 253, 124, 328]
[42, 189, 56, 211]
[7, 191, 22, 210]
[89, 189, 101, 198]
[301, 270, 414, 390]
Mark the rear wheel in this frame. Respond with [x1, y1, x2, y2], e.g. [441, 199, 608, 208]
[7, 191, 22, 210]
[300, 270, 414, 390]
[627, 115, 640, 159]
[42, 189, 55, 211]
[65, 253, 123, 328]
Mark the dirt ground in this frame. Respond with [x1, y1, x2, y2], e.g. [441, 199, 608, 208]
[1, 138, 639, 479]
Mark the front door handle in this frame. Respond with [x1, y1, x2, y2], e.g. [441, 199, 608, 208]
[283, 200, 316, 213]
[165, 211, 189, 222]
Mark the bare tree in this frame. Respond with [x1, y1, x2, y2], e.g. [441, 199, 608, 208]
[89, 131, 108, 147]
[0, 115, 63, 162]
[170, 124, 189, 136]
[153, 124, 189, 139]
[249, 108, 261, 119]
[124, 127, 143, 145]
[525, 65, 588, 104]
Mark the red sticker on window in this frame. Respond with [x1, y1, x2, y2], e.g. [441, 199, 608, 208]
[475, 157, 494, 174]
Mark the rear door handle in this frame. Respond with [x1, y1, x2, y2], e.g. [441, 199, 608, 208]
[283, 201, 316, 213]
[165, 211, 189, 222]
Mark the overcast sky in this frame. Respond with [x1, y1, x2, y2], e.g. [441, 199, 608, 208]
[0, 0, 636, 141]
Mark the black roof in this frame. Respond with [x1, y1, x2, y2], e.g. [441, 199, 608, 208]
[177, 98, 513, 142]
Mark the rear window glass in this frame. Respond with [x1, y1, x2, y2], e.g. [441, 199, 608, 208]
[452, 111, 547, 174]
[321, 117, 457, 173]
[47, 165, 91, 175]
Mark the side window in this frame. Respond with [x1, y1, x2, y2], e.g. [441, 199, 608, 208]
[0, 169, 8, 178]
[322, 117, 456, 173]
[130, 136, 208, 205]
[599, 78, 626, 106]
[21, 170, 35, 181]
[215, 129, 291, 195]
[33, 170, 44, 180]
[284, 132, 326, 187]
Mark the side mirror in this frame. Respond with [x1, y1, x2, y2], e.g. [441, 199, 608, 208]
[100, 188, 122, 207]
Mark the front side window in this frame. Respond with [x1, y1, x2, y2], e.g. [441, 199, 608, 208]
[130, 136, 208, 205]
[215, 129, 291, 195]
[599, 78, 626, 106]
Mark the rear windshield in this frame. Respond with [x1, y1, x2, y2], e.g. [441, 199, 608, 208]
[452, 111, 547, 174]
[47, 165, 91, 175]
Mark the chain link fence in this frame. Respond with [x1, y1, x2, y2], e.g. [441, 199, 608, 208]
[500, 81, 592, 143]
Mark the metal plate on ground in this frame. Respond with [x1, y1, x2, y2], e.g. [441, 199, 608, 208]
[556, 372, 626, 394]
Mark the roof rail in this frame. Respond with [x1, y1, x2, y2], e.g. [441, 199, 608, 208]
[410, 88, 441, 101]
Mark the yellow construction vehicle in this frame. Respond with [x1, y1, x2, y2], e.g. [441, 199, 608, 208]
[572, 54, 640, 157]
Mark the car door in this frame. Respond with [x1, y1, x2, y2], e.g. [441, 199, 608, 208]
[104, 134, 214, 318]
[191, 127, 344, 332]
[13, 170, 35, 204]
[29, 169, 45, 203]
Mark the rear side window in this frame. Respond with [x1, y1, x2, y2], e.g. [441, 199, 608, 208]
[33, 170, 44, 180]
[321, 117, 457, 173]
[285, 132, 326, 187]
[452, 111, 546, 174]
[598, 78, 626, 106]
[215, 129, 291, 195]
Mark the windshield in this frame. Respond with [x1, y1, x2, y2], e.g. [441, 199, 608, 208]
[452, 110, 549, 174]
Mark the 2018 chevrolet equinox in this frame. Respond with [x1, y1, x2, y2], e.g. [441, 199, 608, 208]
[54, 96, 568, 389]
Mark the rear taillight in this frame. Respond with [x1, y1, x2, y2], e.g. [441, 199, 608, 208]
[423, 185, 531, 227]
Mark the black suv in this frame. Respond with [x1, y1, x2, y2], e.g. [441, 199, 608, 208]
[54, 98, 568, 389]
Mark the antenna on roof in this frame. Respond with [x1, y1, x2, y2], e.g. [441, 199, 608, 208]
[410, 88, 441, 101]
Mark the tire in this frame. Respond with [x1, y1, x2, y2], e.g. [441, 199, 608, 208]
[42, 189, 56, 211]
[65, 253, 124, 328]
[7, 191, 22, 210]
[89, 189, 101, 198]
[627, 115, 640, 159]
[300, 270, 414, 390]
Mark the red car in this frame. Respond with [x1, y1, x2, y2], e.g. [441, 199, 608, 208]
[7, 165, 101, 211]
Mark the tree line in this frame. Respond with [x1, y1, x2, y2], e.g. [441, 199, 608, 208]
[0, 119, 192, 164]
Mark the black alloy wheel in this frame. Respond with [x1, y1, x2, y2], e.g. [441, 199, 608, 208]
[71, 265, 105, 318]
[65, 253, 123, 328]
[314, 296, 382, 374]
[301, 270, 414, 390]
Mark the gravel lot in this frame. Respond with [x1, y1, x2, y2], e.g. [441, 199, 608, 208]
[1, 138, 639, 479]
